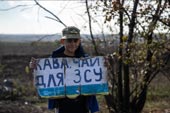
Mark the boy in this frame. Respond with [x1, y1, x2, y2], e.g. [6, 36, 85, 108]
[30, 26, 99, 113]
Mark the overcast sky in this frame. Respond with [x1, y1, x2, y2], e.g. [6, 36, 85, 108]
[1, 1, 168, 35]
[0, 1, 109, 35]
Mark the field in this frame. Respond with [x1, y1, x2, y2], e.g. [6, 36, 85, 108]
[0, 41, 170, 113]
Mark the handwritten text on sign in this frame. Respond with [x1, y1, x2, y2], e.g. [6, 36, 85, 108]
[33, 56, 108, 98]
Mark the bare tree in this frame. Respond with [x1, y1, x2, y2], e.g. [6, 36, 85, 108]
[94, 0, 170, 113]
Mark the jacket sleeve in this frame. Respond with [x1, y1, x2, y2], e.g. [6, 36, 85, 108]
[87, 96, 99, 113]
[48, 99, 59, 109]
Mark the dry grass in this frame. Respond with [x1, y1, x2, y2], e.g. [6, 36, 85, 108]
[143, 74, 170, 113]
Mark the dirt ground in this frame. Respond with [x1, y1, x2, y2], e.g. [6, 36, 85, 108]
[0, 100, 54, 113]
[0, 100, 53, 113]
[0, 100, 170, 113]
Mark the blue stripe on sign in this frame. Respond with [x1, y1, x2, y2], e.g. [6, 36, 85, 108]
[81, 83, 109, 95]
[66, 83, 109, 95]
[66, 85, 81, 95]
[38, 83, 109, 97]
[38, 87, 65, 97]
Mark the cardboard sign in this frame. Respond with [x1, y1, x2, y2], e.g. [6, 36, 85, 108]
[33, 56, 109, 98]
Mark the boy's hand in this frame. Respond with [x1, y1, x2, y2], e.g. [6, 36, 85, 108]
[29, 57, 38, 70]
[104, 56, 110, 68]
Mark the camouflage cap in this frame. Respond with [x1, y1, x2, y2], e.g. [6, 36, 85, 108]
[61, 26, 81, 39]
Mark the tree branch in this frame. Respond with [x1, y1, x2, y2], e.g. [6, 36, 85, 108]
[34, 0, 67, 27]
[0, 5, 28, 11]
[45, 16, 60, 22]
[85, 0, 99, 55]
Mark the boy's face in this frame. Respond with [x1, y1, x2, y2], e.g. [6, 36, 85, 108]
[61, 38, 80, 55]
